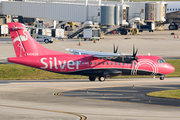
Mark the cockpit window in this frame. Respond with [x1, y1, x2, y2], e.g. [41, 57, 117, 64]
[157, 59, 166, 63]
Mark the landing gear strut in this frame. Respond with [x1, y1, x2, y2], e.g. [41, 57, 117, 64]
[98, 76, 106, 82]
[159, 75, 165, 80]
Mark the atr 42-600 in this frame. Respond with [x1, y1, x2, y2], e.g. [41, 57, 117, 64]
[7, 22, 175, 81]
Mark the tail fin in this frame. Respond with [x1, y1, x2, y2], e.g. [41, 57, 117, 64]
[8, 22, 65, 57]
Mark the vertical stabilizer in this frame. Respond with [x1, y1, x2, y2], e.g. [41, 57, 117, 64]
[8, 22, 66, 57]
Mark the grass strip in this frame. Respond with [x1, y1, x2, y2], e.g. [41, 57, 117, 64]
[104, 0, 180, 1]
[0, 64, 88, 80]
[147, 89, 180, 99]
[0, 59, 179, 80]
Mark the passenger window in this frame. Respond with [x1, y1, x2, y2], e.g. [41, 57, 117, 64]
[86, 62, 88, 65]
[126, 63, 128, 65]
[115, 62, 116, 65]
[111, 62, 113, 65]
[90, 62, 92, 65]
[102, 62, 104, 65]
[94, 62, 96, 65]
[98, 62, 100, 65]
[122, 63, 124, 65]
[118, 63, 120, 65]
[107, 62, 108, 65]
[82, 62, 84, 65]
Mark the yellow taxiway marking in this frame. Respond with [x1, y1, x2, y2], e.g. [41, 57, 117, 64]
[0, 104, 86, 120]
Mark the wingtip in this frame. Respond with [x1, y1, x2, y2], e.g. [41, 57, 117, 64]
[66, 48, 73, 52]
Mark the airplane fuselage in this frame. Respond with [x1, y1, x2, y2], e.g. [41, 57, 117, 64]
[8, 54, 174, 78]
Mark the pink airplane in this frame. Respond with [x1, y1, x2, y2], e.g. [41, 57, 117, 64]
[7, 22, 175, 81]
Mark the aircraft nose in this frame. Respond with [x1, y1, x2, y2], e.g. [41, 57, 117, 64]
[167, 64, 175, 74]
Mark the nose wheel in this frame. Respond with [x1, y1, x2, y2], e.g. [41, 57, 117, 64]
[159, 75, 165, 80]
[98, 76, 106, 82]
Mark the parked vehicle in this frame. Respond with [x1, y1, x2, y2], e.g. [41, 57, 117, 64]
[51, 28, 64, 39]
[0, 24, 8, 36]
[83, 28, 100, 41]
[35, 35, 54, 44]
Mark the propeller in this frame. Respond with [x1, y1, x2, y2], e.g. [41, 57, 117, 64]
[113, 44, 118, 53]
[132, 45, 138, 62]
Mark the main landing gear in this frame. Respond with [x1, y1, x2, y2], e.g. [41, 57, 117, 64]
[89, 76, 96, 81]
[89, 76, 106, 82]
[159, 75, 165, 80]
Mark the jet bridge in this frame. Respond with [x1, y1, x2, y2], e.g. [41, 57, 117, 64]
[0, 1, 129, 26]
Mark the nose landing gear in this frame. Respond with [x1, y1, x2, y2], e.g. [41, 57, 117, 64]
[159, 75, 165, 80]
[98, 76, 106, 82]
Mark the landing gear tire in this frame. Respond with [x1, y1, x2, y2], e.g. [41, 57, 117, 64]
[160, 75, 165, 80]
[169, 25, 175, 30]
[98, 76, 105, 82]
[65, 26, 72, 31]
[120, 29, 127, 35]
[44, 39, 49, 44]
[89, 76, 96, 81]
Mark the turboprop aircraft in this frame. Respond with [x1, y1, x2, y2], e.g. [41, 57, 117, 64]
[7, 22, 175, 81]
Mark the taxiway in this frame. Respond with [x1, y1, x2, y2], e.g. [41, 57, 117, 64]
[0, 78, 180, 120]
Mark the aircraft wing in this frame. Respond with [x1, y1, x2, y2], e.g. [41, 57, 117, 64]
[66, 49, 127, 60]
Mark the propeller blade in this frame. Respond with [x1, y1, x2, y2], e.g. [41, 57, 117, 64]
[113, 44, 115, 53]
[113, 44, 118, 53]
[132, 45, 138, 61]
[135, 48, 138, 56]
[115, 45, 118, 53]
[133, 45, 135, 56]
